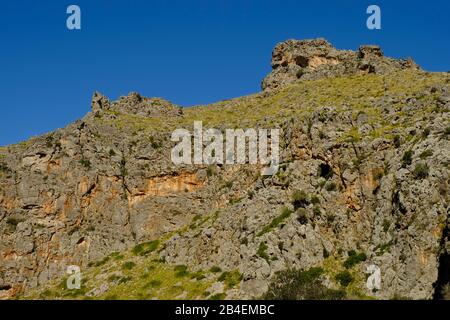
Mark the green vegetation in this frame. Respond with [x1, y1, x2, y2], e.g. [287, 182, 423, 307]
[0, 162, 10, 173]
[296, 208, 308, 224]
[313, 206, 321, 216]
[343, 250, 367, 269]
[209, 266, 222, 273]
[375, 241, 393, 256]
[217, 270, 243, 289]
[310, 195, 321, 204]
[88, 256, 110, 268]
[209, 293, 226, 300]
[393, 135, 401, 148]
[257, 242, 270, 262]
[335, 270, 353, 287]
[174, 265, 189, 278]
[445, 126, 450, 136]
[121, 261, 136, 270]
[401, 150, 413, 167]
[413, 163, 429, 179]
[419, 150, 433, 159]
[325, 182, 337, 192]
[382, 219, 391, 232]
[6, 217, 23, 226]
[257, 206, 293, 236]
[79, 158, 91, 169]
[132, 240, 160, 256]
[291, 190, 309, 209]
[263, 267, 346, 300]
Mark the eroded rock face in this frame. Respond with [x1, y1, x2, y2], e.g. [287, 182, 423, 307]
[0, 39, 448, 300]
[92, 91, 183, 118]
[262, 38, 420, 91]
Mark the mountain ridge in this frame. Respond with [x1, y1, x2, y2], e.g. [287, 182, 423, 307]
[0, 39, 449, 300]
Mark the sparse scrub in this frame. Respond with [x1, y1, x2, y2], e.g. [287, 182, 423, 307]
[413, 163, 429, 179]
[291, 190, 309, 209]
[257, 242, 270, 262]
[217, 270, 243, 289]
[174, 265, 189, 277]
[343, 250, 367, 269]
[335, 270, 353, 287]
[121, 261, 136, 270]
[296, 208, 308, 225]
[263, 267, 346, 300]
[210, 266, 222, 273]
[401, 150, 413, 167]
[325, 182, 337, 192]
[132, 240, 160, 256]
[257, 206, 292, 236]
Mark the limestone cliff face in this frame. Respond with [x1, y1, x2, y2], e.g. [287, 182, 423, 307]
[0, 39, 449, 300]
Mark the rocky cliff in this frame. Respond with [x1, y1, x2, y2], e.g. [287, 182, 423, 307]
[0, 39, 449, 300]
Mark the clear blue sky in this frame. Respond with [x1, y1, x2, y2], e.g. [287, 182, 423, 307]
[1, 0, 449, 146]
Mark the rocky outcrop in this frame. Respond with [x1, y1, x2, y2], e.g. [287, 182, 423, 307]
[92, 91, 183, 118]
[262, 38, 420, 91]
[0, 39, 448, 300]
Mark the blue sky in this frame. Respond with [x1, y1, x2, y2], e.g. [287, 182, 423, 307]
[1, 0, 449, 146]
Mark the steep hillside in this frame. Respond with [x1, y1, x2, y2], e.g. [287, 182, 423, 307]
[0, 39, 449, 300]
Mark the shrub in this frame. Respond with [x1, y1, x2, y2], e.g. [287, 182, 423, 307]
[88, 256, 110, 267]
[343, 251, 367, 269]
[310, 195, 321, 205]
[413, 163, 429, 179]
[257, 207, 292, 236]
[209, 293, 226, 300]
[313, 206, 321, 215]
[393, 135, 401, 148]
[6, 217, 23, 226]
[257, 242, 270, 262]
[210, 266, 222, 273]
[121, 261, 136, 270]
[262, 267, 346, 300]
[217, 270, 243, 289]
[202, 291, 211, 297]
[191, 271, 206, 281]
[148, 280, 162, 288]
[445, 126, 450, 136]
[79, 158, 91, 169]
[382, 219, 391, 232]
[419, 150, 433, 159]
[0, 162, 10, 173]
[174, 265, 189, 277]
[296, 208, 308, 225]
[110, 252, 124, 260]
[132, 240, 160, 256]
[291, 190, 309, 209]
[401, 150, 413, 167]
[318, 163, 333, 179]
[325, 182, 337, 192]
[335, 270, 353, 287]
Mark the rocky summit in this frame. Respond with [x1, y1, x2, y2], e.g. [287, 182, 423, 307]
[0, 39, 449, 300]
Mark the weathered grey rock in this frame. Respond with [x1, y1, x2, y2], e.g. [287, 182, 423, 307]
[262, 38, 420, 91]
